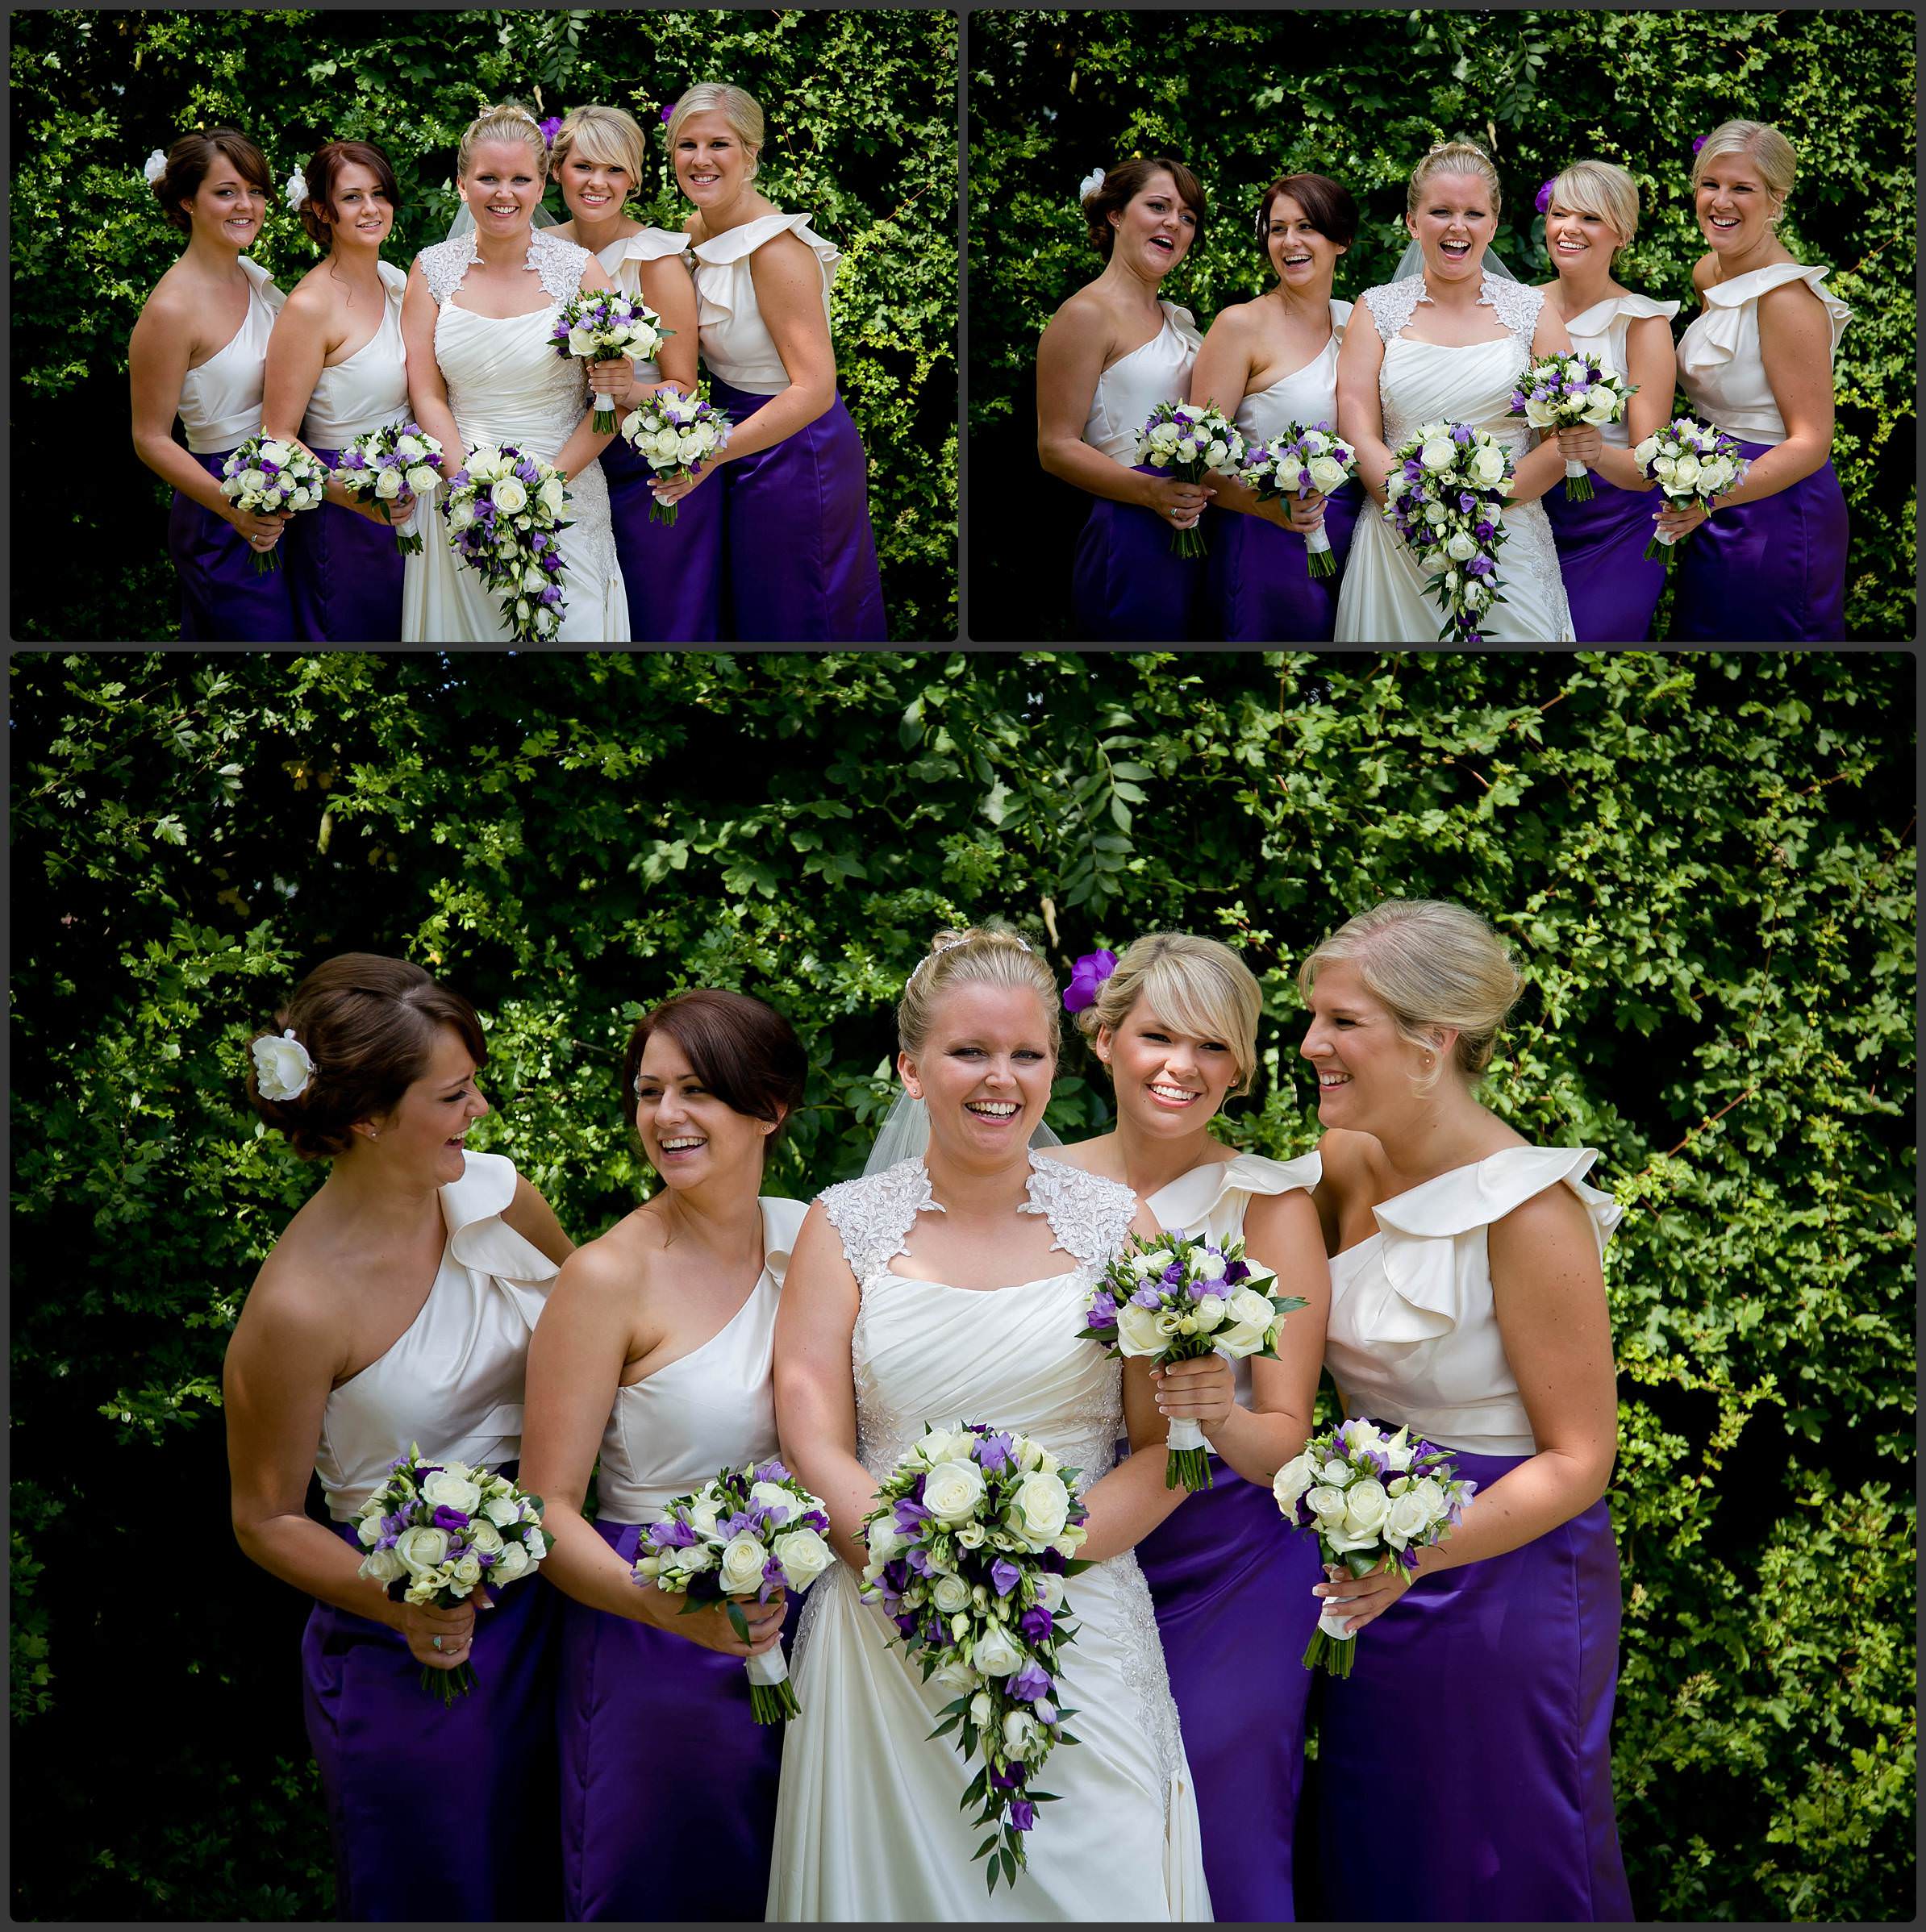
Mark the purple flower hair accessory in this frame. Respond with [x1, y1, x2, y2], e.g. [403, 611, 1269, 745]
[1535, 178, 1556, 215]
[1692, 134, 1708, 155]
[538, 116, 563, 148]
[1062, 947, 1119, 1015]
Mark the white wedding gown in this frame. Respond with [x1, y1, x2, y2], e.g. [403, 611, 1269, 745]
[1335, 271, 1574, 643]
[400, 228, 627, 642]
[767, 1153, 1212, 1922]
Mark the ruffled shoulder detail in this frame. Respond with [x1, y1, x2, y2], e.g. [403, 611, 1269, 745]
[618, 226, 693, 266]
[1566, 290, 1680, 337]
[239, 254, 286, 314]
[440, 1151, 561, 1329]
[1359, 1146, 1620, 1345]
[1159, 299, 1203, 352]
[1697, 263, 1851, 361]
[1024, 1151, 1136, 1271]
[693, 210, 840, 283]
[819, 1156, 937, 1285]
[1148, 1150, 1323, 1231]
[760, 1193, 809, 1290]
[374, 259, 409, 298]
[1329, 296, 1353, 344]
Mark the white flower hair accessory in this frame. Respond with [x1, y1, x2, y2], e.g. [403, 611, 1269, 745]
[253, 1028, 317, 1101]
[143, 150, 168, 186]
[285, 169, 308, 211]
[1078, 166, 1107, 203]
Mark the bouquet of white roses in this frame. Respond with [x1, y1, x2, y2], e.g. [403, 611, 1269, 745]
[443, 442, 571, 643]
[860, 1422, 1090, 1894]
[1382, 419, 1515, 644]
[333, 419, 446, 556]
[218, 435, 327, 574]
[1135, 399, 1247, 560]
[632, 1458, 834, 1724]
[1237, 420, 1358, 577]
[1632, 416, 1749, 565]
[550, 289, 669, 434]
[618, 385, 733, 527]
[1510, 352, 1635, 502]
[1079, 1229, 1304, 1491]
[1272, 1418, 1475, 1678]
[352, 1441, 553, 1705]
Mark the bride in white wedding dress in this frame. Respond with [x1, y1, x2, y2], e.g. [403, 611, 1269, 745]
[398, 102, 628, 643]
[1335, 140, 1577, 643]
[769, 926, 1219, 1922]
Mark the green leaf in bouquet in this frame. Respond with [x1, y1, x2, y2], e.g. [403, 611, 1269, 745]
[725, 1601, 752, 1643]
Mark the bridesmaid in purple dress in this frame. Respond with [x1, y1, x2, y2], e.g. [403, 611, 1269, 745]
[1038, 159, 1213, 641]
[520, 990, 808, 1922]
[1534, 161, 1679, 642]
[265, 140, 411, 643]
[1299, 901, 1632, 1922]
[548, 104, 722, 643]
[1661, 121, 1853, 640]
[649, 85, 886, 642]
[223, 954, 573, 1922]
[129, 127, 296, 639]
[1049, 934, 1329, 1921]
[1192, 174, 1364, 641]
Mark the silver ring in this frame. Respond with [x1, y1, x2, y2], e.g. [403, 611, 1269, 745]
[432, 1635, 444, 1651]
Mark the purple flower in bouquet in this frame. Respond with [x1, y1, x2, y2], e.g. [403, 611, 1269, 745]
[1008, 1662, 1053, 1703]
[1019, 1602, 1054, 1643]
[1062, 948, 1118, 1014]
[990, 1557, 1023, 1598]
[973, 1430, 1015, 1472]
[1008, 1800, 1037, 1833]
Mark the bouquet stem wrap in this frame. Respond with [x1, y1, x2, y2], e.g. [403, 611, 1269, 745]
[744, 1637, 800, 1723]
[1162, 1414, 1210, 1493]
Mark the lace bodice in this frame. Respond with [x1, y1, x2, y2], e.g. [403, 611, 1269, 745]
[417, 227, 592, 308]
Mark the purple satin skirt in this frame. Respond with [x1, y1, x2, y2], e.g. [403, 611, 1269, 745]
[558, 1519, 794, 1922]
[1545, 473, 1668, 643]
[302, 1515, 563, 1922]
[1667, 439, 1849, 641]
[706, 377, 887, 643]
[287, 448, 405, 644]
[1205, 481, 1363, 642]
[1315, 1447, 1633, 1922]
[601, 427, 723, 643]
[169, 449, 297, 642]
[1071, 467, 1206, 642]
[1136, 1453, 1324, 1921]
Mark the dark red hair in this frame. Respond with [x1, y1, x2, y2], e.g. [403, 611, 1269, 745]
[298, 139, 401, 247]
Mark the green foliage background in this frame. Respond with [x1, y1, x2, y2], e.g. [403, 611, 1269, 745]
[967, 9, 1916, 643]
[9, 7, 958, 643]
[10, 649, 1916, 1921]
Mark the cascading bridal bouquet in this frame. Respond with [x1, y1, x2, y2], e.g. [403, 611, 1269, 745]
[860, 1422, 1090, 1894]
[1632, 417, 1749, 565]
[444, 443, 571, 643]
[352, 1442, 553, 1706]
[218, 435, 327, 574]
[333, 420, 446, 556]
[550, 289, 669, 434]
[1237, 420, 1358, 577]
[1136, 399, 1247, 560]
[632, 1459, 835, 1723]
[1382, 420, 1515, 644]
[1509, 352, 1635, 502]
[1272, 1418, 1475, 1679]
[1079, 1230, 1304, 1490]
[618, 385, 733, 526]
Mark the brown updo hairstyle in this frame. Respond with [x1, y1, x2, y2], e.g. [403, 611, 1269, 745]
[1256, 172, 1359, 256]
[1081, 157, 1207, 259]
[247, 953, 488, 1160]
[297, 139, 401, 248]
[620, 989, 808, 1147]
[152, 127, 272, 235]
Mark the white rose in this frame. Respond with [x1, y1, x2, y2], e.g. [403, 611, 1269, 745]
[1204, 439, 1228, 468]
[467, 1518, 503, 1555]
[420, 1469, 482, 1517]
[969, 1689, 994, 1728]
[493, 477, 527, 514]
[1386, 1490, 1431, 1541]
[972, 1625, 1023, 1677]
[772, 1526, 833, 1591]
[1444, 569, 1460, 592]
[1419, 436, 1456, 472]
[1632, 435, 1661, 468]
[494, 1539, 531, 1581]
[1384, 471, 1409, 502]
[239, 468, 268, 498]
[1445, 530, 1478, 562]
[451, 1551, 483, 1588]
[1305, 1484, 1349, 1521]
[677, 431, 709, 463]
[718, 1533, 768, 1594]
[922, 1458, 988, 1527]
[1115, 1302, 1166, 1358]
[1674, 453, 1701, 488]
[1653, 454, 1678, 480]
[360, 1545, 405, 1584]
[748, 1480, 794, 1520]
[684, 1500, 723, 1541]
[1524, 395, 1560, 429]
[1153, 1308, 1185, 1339]
[539, 477, 567, 516]
[259, 440, 294, 468]
[356, 1509, 383, 1547]
[250, 1028, 315, 1100]
[1039, 1573, 1066, 1613]
[1174, 438, 1198, 463]
[931, 1659, 978, 1695]
[1342, 1478, 1392, 1536]
[1190, 1293, 1226, 1333]
[671, 1539, 716, 1575]
[406, 463, 439, 494]
[1009, 1471, 1071, 1549]
[1581, 385, 1619, 425]
[1271, 1452, 1316, 1517]
[1197, 1250, 1228, 1284]
[1307, 452, 1349, 492]
[1464, 582, 1490, 611]
[1409, 1476, 1446, 1520]
[448, 498, 476, 531]
[865, 1516, 902, 1565]
[1699, 458, 1733, 492]
[394, 434, 425, 463]
[1003, 1709, 1039, 1761]
[1215, 1318, 1268, 1355]
[932, 1572, 972, 1613]
[394, 1525, 449, 1576]
[373, 467, 403, 500]
[1470, 444, 1507, 486]
[1148, 423, 1180, 452]
[1424, 501, 1449, 527]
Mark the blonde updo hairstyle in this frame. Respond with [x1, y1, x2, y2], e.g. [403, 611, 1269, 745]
[665, 83, 765, 185]
[1547, 159, 1640, 255]
[897, 923, 1061, 1059]
[1298, 899, 1522, 1089]
[1407, 139, 1503, 220]
[456, 101, 550, 183]
[1073, 933, 1261, 1097]
[1691, 119, 1797, 223]
[551, 102, 648, 194]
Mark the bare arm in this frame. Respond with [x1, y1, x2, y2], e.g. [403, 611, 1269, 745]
[635, 253, 701, 398]
[501, 1173, 573, 1268]
[1187, 309, 1315, 532]
[262, 286, 387, 520]
[1335, 303, 1393, 508]
[1703, 278, 1837, 502]
[1203, 1189, 1332, 1486]
[1591, 312, 1674, 493]
[552, 258, 621, 481]
[772, 1204, 877, 1570]
[402, 261, 463, 466]
[1508, 305, 1578, 504]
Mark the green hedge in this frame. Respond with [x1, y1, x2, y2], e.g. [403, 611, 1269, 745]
[9, 7, 957, 642]
[967, 9, 1916, 643]
[10, 650, 1916, 1920]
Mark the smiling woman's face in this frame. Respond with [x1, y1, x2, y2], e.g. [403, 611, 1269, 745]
[1111, 169, 1197, 278]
